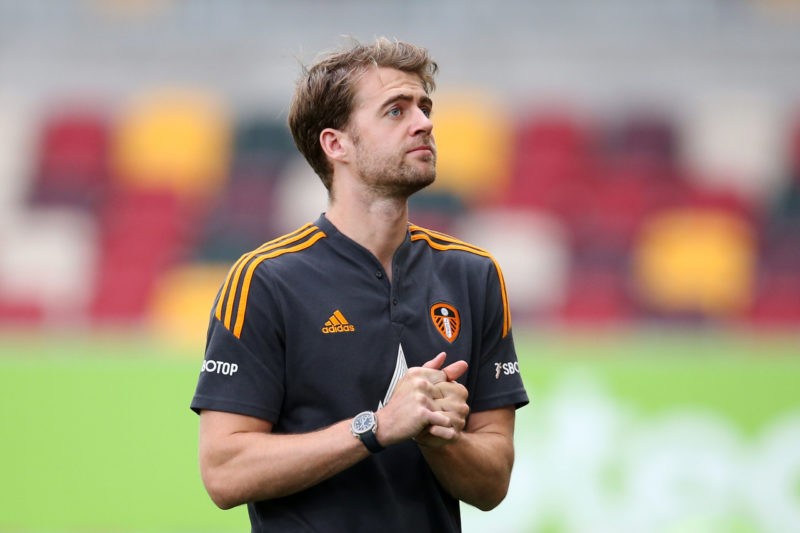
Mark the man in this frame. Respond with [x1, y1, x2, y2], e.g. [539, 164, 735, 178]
[191, 37, 528, 532]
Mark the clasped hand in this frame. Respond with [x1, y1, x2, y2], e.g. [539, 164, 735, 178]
[376, 352, 469, 448]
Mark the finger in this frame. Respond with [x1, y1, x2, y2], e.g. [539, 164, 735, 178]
[435, 380, 467, 394]
[422, 352, 447, 370]
[427, 410, 451, 428]
[427, 424, 459, 441]
[429, 409, 465, 433]
[442, 360, 468, 382]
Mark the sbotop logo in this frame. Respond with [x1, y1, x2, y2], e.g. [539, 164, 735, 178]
[202, 359, 239, 376]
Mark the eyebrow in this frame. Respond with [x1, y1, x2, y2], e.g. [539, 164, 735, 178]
[380, 93, 433, 111]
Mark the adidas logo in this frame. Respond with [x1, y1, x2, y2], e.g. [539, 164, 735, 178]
[321, 309, 356, 334]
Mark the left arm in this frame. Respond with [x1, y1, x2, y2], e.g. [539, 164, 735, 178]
[416, 259, 523, 510]
[417, 403, 516, 511]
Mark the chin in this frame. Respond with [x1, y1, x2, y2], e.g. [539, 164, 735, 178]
[381, 174, 435, 198]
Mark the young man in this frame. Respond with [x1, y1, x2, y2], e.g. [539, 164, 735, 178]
[191, 37, 528, 532]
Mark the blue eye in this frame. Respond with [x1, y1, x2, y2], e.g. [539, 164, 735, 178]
[421, 107, 432, 118]
[388, 107, 402, 117]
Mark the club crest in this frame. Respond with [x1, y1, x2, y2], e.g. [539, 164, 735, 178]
[430, 302, 460, 343]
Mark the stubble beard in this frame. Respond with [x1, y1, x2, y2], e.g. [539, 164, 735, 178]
[353, 137, 437, 199]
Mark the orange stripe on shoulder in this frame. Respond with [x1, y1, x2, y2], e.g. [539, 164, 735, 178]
[409, 226, 512, 338]
[215, 223, 316, 325]
[409, 225, 488, 254]
[214, 224, 325, 338]
[231, 231, 326, 338]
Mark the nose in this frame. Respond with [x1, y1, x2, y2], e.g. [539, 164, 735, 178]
[411, 107, 433, 136]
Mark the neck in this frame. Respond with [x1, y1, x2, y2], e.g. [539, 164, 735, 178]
[326, 194, 409, 277]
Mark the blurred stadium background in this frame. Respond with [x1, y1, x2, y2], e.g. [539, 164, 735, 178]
[1, 1, 799, 532]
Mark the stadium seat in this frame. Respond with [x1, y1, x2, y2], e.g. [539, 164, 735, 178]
[195, 116, 296, 260]
[455, 208, 570, 321]
[110, 89, 231, 199]
[558, 263, 637, 325]
[632, 208, 757, 318]
[90, 189, 200, 322]
[0, 208, 97, 323]
[271, 156, 328, 234]
[746, 271, 800, 326]
[742, 179, 800, 326]
[602, 109, 679, 180]
[681, 93, 786, 205]
[147, 263, 230, 349]
[0, 95, 37, 218]
[503, 109, 596, 218]
[29, 105, 110, 211]
[0, 299, 44, 325]
[408, 190, 467, 235]
[428, 92, 513, 203]
[195, 176, 279, 261]
[231, 116, 296, 180]
[569, 171, 651, 254]
[758, 205, 800, 288]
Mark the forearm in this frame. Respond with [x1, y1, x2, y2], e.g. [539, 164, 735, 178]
[200, 418, 368, 508]
[418, 409, 515, 511]
[198, 358, 465, 509]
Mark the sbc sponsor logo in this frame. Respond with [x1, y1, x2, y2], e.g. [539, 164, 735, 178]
[202, 360, 239, 376]
[494, 361, 520, 379]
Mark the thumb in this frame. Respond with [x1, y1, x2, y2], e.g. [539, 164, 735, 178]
[422, 352, 447, 370]
[442, 360, 468, 382]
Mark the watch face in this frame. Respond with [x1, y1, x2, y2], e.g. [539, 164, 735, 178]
[353, 412, 375, 434]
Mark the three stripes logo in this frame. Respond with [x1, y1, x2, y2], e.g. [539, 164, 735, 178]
[430, 302, 460, 343]
[322, 309, 355, 334]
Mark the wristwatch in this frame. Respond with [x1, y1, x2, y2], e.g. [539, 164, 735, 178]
[351, 410, 385, 453]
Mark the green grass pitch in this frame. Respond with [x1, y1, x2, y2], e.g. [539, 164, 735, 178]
[1, 330, 798, 532]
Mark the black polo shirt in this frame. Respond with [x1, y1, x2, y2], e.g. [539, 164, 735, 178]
[191, 214, 529, 532]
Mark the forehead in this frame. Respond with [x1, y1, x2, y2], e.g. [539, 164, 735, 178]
[353, 67, 428, 107]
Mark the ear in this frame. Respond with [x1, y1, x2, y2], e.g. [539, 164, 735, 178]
[319, 128, 350, 164]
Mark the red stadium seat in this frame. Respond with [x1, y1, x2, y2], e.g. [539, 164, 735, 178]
[90, 189, 201, 322]
[29, 106, 110, 210]
[503, 109, 597, 216]
[746, 271, 800, 326]
[557, 264, 636, 325]
[603, 110, 679, 177]
[0, 299, 45, 325]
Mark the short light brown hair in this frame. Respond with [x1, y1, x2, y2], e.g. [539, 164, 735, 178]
[287, 37, 438, 189]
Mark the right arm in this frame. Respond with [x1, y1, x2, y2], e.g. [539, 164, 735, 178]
[198, 411, 367, 509]
[198, 354, 460, 509]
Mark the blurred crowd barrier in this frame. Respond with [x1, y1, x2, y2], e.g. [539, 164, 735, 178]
[0, 86, 799, 341]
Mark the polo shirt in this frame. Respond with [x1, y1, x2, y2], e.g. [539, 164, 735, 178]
[191, 214, 529, 532]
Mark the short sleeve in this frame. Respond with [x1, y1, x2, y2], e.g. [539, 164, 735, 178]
[190, 267, 285, 423]
[469, 260, 529, 413]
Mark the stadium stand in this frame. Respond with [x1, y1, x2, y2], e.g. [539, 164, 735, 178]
[2, 91, 799, 330]
[1, 2, 799, 331]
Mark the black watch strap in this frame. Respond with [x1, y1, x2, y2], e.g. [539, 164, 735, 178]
[359, 429, 385, 453]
